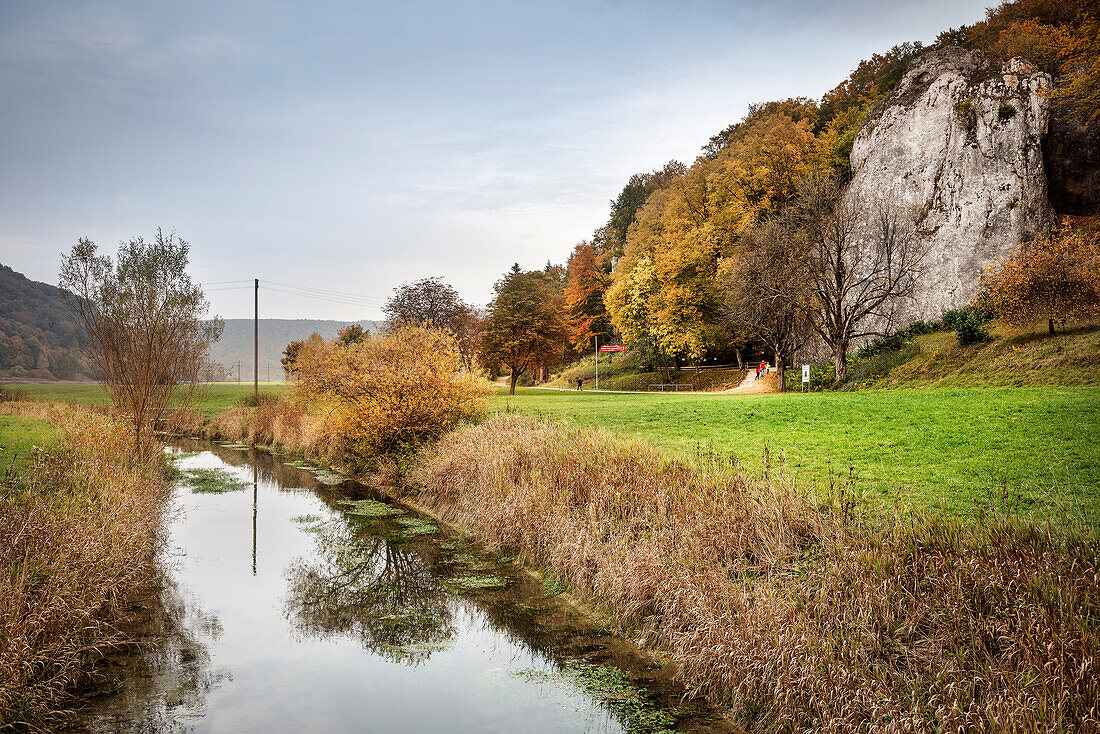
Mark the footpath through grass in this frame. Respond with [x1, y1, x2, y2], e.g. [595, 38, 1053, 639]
[9, 382, 289, 420]
[494, 386, 1100, 519]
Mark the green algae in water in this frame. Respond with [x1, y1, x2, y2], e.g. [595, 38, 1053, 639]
[541, 573, 568, 597]
[449, 553, 499, 573]
[341, 499, 405, 518]
[182, 468, 250, 493]
[515, 662, 681, 734]
[166, 451, 199, 461]
[391, 516, 437, 539]
[444, 574, 511, 593]
[310, 468, 347, 485]
[291, 513, 323, 524]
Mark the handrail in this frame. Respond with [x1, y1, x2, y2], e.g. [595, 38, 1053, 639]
[647, 383, 694, 392]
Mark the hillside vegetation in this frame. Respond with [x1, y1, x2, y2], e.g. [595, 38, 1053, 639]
[834, 320, 1100, 390]
[0, 265, 94, 381]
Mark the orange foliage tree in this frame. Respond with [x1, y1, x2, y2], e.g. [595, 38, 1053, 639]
[564, 241, 612, 351]
[979, 227, 1100, 334]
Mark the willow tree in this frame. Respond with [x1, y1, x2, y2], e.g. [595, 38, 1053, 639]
[59, 229, 223, 456]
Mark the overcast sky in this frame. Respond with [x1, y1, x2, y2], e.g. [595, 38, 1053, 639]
[0, 0, 992, 319]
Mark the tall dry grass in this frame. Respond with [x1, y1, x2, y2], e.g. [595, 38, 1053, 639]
[0, 402, 170, 731]
[408, 413, 1099, 733]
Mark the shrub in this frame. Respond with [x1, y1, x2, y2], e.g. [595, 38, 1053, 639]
[942, 305, 992, 345]
[292, 325, 489, 464]
[998, 102, 1017, 120]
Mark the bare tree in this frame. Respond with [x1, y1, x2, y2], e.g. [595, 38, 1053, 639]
[722, 216, 811, 392]
[59, 229, 223, 456]
[797, 174, 925, 384]
[383, 276, 480, 371]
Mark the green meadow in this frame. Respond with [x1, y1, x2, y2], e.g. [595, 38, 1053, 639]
[494, 386, 1100, 519]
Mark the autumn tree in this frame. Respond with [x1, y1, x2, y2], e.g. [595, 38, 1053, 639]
[383, 276, 479, 371]
[59, 229, 223, 456]
[480, 265, 566, 394]
[282, 339, 305, 378]
[336, 323, 368, 347]
[979, 226, 1100, 334]
[565, 241, 613, 351]
[384, 276, 465, 330]
[721, 217, 811, 392]
[796, 173, 926, 384]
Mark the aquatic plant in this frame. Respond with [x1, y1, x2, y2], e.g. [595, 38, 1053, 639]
[181, 467, 250, 493]
[340, 498, 405, 518]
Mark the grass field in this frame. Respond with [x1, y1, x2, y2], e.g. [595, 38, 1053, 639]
[0, 414, 63, 474]
[8, 380, 1098, 519]
[493, 386, 1100, 519]
[8, 382, 289, 419]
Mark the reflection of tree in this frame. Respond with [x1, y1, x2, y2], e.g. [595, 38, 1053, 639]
[283, 520, 455, 665]
[77, 580, 227, 732]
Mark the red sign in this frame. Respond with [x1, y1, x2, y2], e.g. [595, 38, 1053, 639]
[599, 344, 626, 353]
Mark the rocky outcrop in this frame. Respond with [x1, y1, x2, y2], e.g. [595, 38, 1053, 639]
[847, 47, 1055, 321]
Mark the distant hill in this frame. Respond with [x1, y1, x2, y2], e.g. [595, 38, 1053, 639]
[209, 318, 382, 382]
[0, 264, 95, 381]
[0, 263, 381, 383]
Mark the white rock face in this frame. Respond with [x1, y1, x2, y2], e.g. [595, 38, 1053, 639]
[847, 47, 1055, 322]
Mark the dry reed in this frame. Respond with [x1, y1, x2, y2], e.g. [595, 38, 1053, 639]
[407, 413, 1099, 733]
[0, 402, 170, 731]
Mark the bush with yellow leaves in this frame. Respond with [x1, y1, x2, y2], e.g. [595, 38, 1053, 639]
[292, 325, 489, 464]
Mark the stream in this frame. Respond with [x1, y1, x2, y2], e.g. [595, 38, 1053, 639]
[70, 442, 731, 734]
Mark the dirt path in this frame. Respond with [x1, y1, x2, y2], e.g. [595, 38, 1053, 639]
[509, 369, 779, 396]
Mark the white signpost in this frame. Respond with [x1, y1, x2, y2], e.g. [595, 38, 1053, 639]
[802, 364, 810, 392]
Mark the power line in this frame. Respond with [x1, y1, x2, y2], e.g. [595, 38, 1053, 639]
[263, 280, 388, 304]
[261, 284, 386, 309]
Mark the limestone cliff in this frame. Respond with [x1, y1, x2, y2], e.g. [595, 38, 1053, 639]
[847, 47, 1055, 321]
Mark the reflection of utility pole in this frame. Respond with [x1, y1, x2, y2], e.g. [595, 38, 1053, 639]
[252, 464, 257, 576]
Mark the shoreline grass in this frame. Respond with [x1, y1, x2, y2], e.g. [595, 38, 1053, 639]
[406, 413, 1100, 732]
[0, 402, 170, 730]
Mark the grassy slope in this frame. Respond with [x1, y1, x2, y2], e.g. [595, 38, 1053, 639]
[867, 323, 1100, 389]
[494, 386, 1100, 519]
[10, 382, 289, 419]
[544, 350, 745, 391]
[0, 414, 63, 473]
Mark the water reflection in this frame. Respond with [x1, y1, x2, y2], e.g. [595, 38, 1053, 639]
[70, 445, 730, 734]
[284, 518, 455, 664]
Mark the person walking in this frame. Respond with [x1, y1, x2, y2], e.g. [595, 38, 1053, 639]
[755, 363, 761, 380]
[576, 377, 583, 391]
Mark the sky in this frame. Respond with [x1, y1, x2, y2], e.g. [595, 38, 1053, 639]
[0, 0, 993, 320]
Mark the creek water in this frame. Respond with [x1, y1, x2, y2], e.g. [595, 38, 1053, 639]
[70, 443, 730, 734]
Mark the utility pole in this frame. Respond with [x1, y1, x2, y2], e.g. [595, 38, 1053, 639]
[265, 362, 272, 383]
[254, 278, 259, 401]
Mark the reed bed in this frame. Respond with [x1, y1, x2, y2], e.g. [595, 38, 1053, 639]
[0, 402, 170, 731]
[408, 413, 1099, 733]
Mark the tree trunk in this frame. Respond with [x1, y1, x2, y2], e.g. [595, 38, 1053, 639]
[1049, 316, 1055, 335]
[735, 348, 743, 370]
[775, 355, 786, 393]
[834, 341, 849, 384]
[509, 369, 518, 395]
